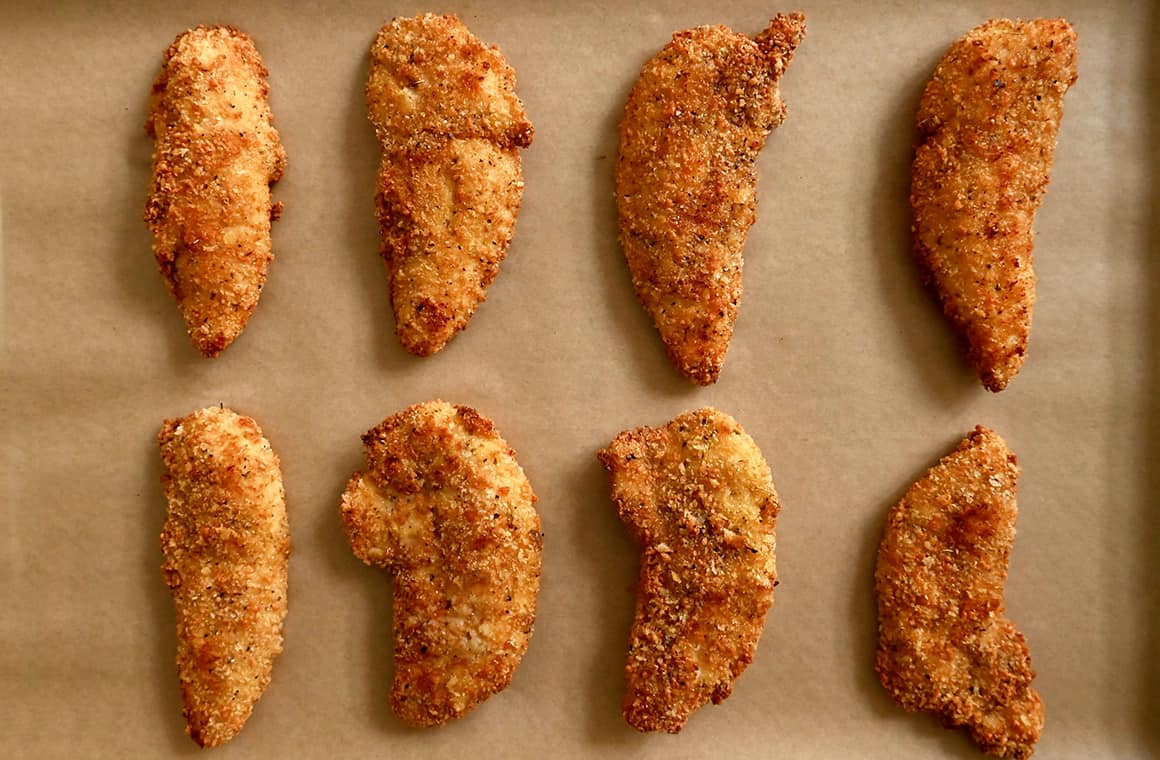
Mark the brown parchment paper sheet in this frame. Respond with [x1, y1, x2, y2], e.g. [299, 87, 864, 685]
[1, 1, 1156, 757]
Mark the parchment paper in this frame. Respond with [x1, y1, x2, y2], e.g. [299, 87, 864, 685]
[2, 1, 1156, 757]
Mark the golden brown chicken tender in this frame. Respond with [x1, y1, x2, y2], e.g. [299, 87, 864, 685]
[616, 15, 805, 385]
[340, 401, 542, 726]
[597, 408, 779, 732]
[875, 426, 1042, 759]
[158, 406, 290, 747]
[911, 19, 1077, 392]
[367, 14, 534, 356]
[145, 26, 286, 357]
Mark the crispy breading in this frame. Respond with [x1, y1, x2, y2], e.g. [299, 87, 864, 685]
[597, 408, 779, 732]
[144, 26, 286, 357]
[367, 14, 534, 356]
[615, 15, 805, 385]
[340, 400, 542, 726]
[158, 406, 290, 747]
[875, 426, 1042, 759]
[911, 19, 1078, 392]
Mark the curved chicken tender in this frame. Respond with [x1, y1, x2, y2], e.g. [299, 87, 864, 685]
[340, 400, 542, 726]
[367, 14, 534, 356]
[145, 26, 286, 357]
[616, 15, 805, 385]
[158, 406, 290, 747]
[875, 426, 1042, 759]
[911, 19, 1078, 391]
[597, 408, 779, 732]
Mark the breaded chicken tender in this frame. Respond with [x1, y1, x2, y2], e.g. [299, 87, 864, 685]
[911, 19, 1077, 391]
[616, 15, 805, 385]
[597, 408, 779, 732]
[158, 406, 290, 747]
[145, 26, 286, 357]
[367, 14, 534, 356]
[875, 426, 1042, 759]
[340, 401, 542, 726]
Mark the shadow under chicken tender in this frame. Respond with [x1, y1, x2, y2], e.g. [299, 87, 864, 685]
[158, 406, 290, 747]
[367, 14, 534, 356]
[616, 15, 805, 385]
[875, 426, 1042, 759]
[597, 408, 779, 732]
[911, 19, 1078, 392]
[340, 400, 542, 726]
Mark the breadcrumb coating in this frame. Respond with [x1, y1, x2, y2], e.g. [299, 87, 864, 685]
[911, 19, 1077, 391]
[875, 426, 1042, 759]
[367, 14, 534, 356]
[158, 406, 290, 747]
[145, 26, 286, 357]
[598, 408, 779, 732]
[340, 401, 542, 726]
[616, 15, 805, 385]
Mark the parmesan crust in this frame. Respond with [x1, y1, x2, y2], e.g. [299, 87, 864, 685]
[911, 19, 1077, 391]
[875, 426, 1042, 758]
[598, 408, 779, 732]
[144, 26, 286, 357]
[340, 401, 542, 726]
[367, 14, 534, 356]
[616, 15, 805, 384]
[158, 406, 290, 747]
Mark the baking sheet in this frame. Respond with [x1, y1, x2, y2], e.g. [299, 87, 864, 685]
[1, 1, 1156, 757]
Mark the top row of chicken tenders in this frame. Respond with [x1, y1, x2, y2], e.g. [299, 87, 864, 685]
[144, 12, 1077, 392]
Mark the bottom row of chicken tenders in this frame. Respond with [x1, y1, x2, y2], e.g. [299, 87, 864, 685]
[157, 402, 1041, 758]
